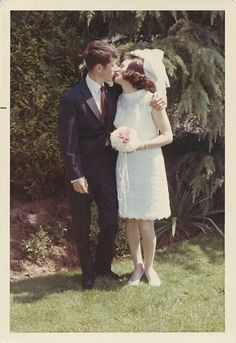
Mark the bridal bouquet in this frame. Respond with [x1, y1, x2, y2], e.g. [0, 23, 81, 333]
[110, 126, 140, 152]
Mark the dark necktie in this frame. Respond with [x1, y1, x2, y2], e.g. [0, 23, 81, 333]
[100, 85, 107, 121]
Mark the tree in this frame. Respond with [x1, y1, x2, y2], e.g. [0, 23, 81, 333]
[10, 10, 224, 206]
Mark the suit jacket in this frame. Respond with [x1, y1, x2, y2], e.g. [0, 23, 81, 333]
[59, 79, 121, 181]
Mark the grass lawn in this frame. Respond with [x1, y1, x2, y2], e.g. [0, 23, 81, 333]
[10, 233, 224, 332]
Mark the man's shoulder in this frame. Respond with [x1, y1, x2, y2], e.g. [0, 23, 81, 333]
[62, 79, 86, 99]
[106, 83, 122, 96]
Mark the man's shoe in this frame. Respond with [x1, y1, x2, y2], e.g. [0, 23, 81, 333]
[82, 275, 95, 290]
[96, 270, 121, 281]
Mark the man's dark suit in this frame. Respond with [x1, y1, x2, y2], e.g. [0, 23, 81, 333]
[59, 79, 121, 283]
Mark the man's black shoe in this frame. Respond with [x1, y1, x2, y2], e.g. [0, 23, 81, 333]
[96, 270, 121, 281]
[82, 275, 95, 290]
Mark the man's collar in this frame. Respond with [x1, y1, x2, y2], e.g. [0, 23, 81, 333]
[86, 74, 104, 93]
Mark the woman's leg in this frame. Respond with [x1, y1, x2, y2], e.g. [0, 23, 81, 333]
[126, 219, 144, 284]
[140, 220, 161, 286]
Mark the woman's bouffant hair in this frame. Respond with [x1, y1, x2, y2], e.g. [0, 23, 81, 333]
[122, 57, 156, 93]
[83, 40, 118, 70]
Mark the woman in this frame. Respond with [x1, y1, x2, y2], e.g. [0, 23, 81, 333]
[113, 49, 173, 286]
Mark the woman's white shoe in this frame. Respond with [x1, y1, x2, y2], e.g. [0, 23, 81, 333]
[127, 265, 144, 286]
[145, 269, 161, 287]
[128, 278, 142, 286]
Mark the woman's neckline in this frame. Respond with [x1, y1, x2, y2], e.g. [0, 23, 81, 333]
[121, 88, 147, 99]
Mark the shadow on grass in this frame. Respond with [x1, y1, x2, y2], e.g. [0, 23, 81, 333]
[155, 232, 224, 272]
[11, 272, 131, 304]
[11, 233, 224, 305]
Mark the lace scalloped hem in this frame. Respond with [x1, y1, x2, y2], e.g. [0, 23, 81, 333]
[119, 212, 171, 221]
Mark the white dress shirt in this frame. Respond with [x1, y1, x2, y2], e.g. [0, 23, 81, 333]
[71, 74, 104, 184]
[86, 74, 104, 113]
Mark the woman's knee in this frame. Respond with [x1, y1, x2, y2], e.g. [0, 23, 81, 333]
[139, 220, 154, 231]
[126, 219, 139, 229]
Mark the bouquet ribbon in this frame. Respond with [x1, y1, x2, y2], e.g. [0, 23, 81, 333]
[117, 152, 129, 213]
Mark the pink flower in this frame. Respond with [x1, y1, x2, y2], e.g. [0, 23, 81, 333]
[110, 126, 140, 152]
[118, 129, 130, 144]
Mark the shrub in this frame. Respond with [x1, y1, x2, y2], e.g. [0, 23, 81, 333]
[21, 226, 52, 262]
[10, 11, 87, 198]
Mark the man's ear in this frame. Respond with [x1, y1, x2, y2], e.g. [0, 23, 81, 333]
[95, 64, 104, 73]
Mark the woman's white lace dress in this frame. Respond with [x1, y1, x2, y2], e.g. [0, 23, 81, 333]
[114, 89, 171, 220]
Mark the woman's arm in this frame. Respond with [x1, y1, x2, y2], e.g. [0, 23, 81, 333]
[137, 108, 173, 150]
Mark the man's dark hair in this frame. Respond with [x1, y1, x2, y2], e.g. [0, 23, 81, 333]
[83, 40, 118, 70]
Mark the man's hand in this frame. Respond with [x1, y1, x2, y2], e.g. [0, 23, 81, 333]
[150, 92, 166, 111]
[72, 177, 89, 193]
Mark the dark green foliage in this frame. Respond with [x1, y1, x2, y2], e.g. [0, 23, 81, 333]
[169, 149, 224, 206]
[11, 10, 224, 211]
[53, 220, 69, 243]
[155, 186, 224, 248]
[161, 20, 225, 149]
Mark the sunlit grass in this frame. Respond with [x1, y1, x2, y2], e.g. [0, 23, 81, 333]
[10, 233, 224, 332]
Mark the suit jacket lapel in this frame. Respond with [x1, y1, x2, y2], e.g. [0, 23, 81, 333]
[80, 80, 105, 128]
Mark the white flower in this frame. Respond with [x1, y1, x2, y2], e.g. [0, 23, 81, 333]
[110, 126, 140, 152]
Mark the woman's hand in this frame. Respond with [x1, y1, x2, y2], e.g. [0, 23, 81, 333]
[136, 142, 146, 151]
[125, 143, 145, 152]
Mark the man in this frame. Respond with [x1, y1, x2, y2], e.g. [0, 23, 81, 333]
[59, 40, 165, 290]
